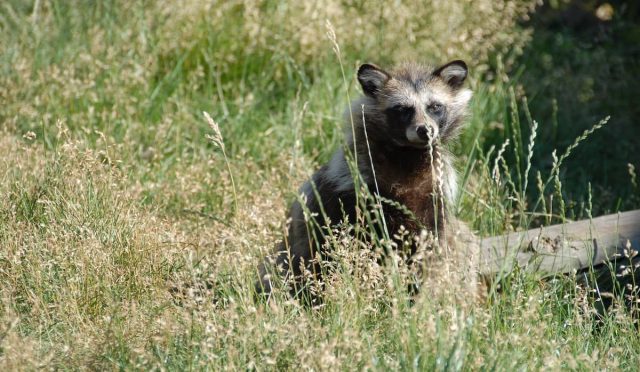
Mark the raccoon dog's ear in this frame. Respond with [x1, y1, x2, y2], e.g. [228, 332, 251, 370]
[434, 60, 468, 89]
[358, 64, 390, 97]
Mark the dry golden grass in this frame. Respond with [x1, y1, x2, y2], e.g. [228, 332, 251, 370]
[1, 0, 638, 370]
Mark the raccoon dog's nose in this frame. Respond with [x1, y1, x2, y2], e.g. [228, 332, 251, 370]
[416, 126, 429, 141]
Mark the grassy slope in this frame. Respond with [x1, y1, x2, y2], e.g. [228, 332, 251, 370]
[0, 0, 638, 370]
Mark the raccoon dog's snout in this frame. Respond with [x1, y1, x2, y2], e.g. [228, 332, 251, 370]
[416, 126, 429, 141]
[409, 124, 437, 146]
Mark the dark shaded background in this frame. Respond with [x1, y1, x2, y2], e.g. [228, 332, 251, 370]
[517, 0, 639, 214]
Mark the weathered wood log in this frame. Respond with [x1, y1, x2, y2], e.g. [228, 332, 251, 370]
[478, 209, 640, 277]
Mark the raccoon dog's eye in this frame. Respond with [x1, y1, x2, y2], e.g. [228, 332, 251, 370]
[427, 103, 444, 116]
[389, 105, 415, 120]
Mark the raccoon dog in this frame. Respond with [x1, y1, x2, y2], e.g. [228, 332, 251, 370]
[257, 60, 478, 302]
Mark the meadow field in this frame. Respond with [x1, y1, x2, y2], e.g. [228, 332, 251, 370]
[1, 0, 639, 369]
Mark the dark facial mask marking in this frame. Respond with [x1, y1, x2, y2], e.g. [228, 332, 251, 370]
[385, 105, 415, 126]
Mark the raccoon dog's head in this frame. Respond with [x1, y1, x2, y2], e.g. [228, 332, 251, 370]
[357, 61, 472, 148]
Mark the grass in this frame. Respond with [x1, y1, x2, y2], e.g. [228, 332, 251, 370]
[1, 0, 639, 370]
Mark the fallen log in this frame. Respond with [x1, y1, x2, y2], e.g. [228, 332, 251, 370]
[478, 209, 640, 311]
[479, 209, 640, 276]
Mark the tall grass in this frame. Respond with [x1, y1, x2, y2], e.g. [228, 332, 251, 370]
[0, 0, 638, 370]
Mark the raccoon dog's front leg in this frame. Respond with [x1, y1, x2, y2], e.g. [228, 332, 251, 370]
[255, 195, 325, 302]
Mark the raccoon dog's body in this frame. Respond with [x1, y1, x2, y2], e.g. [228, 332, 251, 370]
[258, 60, 477, 300]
